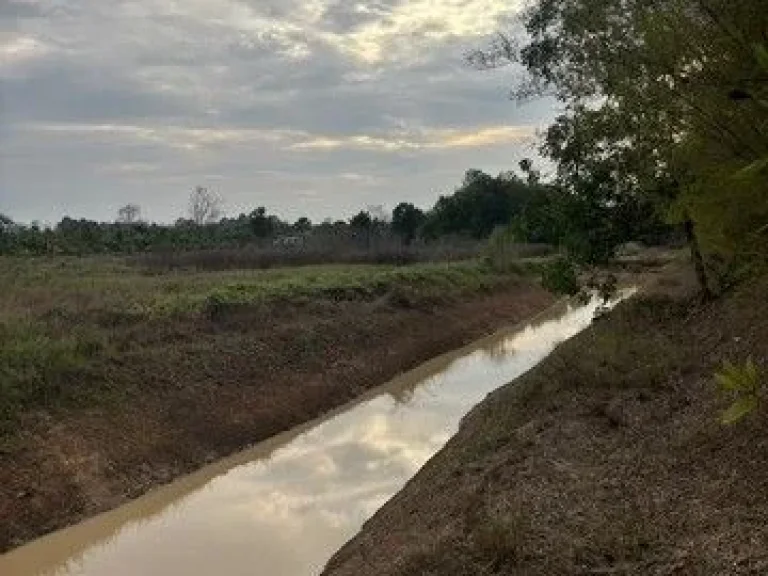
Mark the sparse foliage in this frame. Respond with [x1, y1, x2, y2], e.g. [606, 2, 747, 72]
[116, 204, 141, 224]
[188, 186, 223, 225]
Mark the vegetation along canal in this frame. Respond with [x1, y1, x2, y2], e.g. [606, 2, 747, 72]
[0, 291, 633, 576]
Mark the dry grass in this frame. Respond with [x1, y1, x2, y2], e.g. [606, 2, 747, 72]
[130, 241, 486, 272]
[323, 265, 768, 576]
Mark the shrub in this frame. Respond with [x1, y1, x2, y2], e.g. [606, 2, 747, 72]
[541, 257, 581, 296]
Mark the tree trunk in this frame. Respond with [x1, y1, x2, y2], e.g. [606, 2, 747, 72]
[684, 216, 712, 299]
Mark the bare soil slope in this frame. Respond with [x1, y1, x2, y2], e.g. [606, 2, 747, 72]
[323, 267, 768, 575]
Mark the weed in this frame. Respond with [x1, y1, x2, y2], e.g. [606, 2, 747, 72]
[472, 511, 529, 567]
[130, 241, 484, 272]
[715, 358, 763, 424]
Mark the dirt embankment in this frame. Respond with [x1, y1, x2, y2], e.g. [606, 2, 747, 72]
[0, 279, 553, 553]
[323, 266, 768, 576]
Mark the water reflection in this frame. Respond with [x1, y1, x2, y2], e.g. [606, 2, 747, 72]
[0, 292, 632, 576]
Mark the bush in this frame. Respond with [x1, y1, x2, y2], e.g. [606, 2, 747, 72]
[541, 257, 581, 296]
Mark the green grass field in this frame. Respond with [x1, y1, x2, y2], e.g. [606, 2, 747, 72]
[1, 256, 515, 318]
[0, 255, 529, 436]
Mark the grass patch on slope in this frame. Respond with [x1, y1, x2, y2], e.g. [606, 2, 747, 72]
[0, 255, 529, 436]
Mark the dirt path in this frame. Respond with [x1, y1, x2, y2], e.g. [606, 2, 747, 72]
[0, 281, 553, 553]
[322, 265, 768, 575]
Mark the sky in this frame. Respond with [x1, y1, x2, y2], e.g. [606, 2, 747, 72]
[0, 0, 555, 225]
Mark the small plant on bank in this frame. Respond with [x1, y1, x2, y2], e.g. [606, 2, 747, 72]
[541, 257, 581, 296]
[716, 358, 763, 425]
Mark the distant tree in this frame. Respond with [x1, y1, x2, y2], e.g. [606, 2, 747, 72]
[0, 214, 16, 253]
[248, 207, 273, 238]
[349, 210, 373, 248]
[423, 169, 537, 239]
[0, 213, 13, 231]
[518, 158, 541, 186]
[188, 186, 223, 225]
[349, 210, 372, 231]
[116, 204, 141, 224]
[293, 217, 312, 233]
[391, 203, 426, 245]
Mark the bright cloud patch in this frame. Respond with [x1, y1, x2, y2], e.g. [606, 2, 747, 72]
[0, 35, 49, 69]
[290, 125, 536, 151]
[323, 0, 521, 63]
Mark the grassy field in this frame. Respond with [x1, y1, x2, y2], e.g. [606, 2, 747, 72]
[1, 256, 508, 316]
[0, 255, 533, 436]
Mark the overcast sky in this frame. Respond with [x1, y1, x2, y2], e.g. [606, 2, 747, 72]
[1, 0, 554, 224]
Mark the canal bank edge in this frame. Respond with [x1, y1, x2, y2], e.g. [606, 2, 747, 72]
[0, 277, 554, 553]
[322, 263, 768, 575]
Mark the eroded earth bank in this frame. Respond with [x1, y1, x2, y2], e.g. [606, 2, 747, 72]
[323, 266, 768, 576]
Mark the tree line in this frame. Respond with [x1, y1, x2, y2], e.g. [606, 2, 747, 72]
[0, 167, 673, 257]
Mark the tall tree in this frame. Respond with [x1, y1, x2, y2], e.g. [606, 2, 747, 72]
[188, 186, 223, 225]
[471, 0, 768, 289]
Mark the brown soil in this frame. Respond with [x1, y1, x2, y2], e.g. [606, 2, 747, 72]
[0, 280, 553, 553]
[323, 265, 768, 576]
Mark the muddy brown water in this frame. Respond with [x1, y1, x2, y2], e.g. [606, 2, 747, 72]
[0, 292, 632, 576]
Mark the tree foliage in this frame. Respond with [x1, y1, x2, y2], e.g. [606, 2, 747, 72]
[391, 203, 426, 245]
[423, 169, 540, 239]
[473, 0, 768, 286]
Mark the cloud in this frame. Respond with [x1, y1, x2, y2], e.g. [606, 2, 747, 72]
[0, 1, 47, 19]
[319, 0, 522, 63]
[23, 121, 535, 155]
[0, 0, 552, 224]
[26, 123, 307, 151]
[289, 125, 536, 151]
[0, 35, 50, 69]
